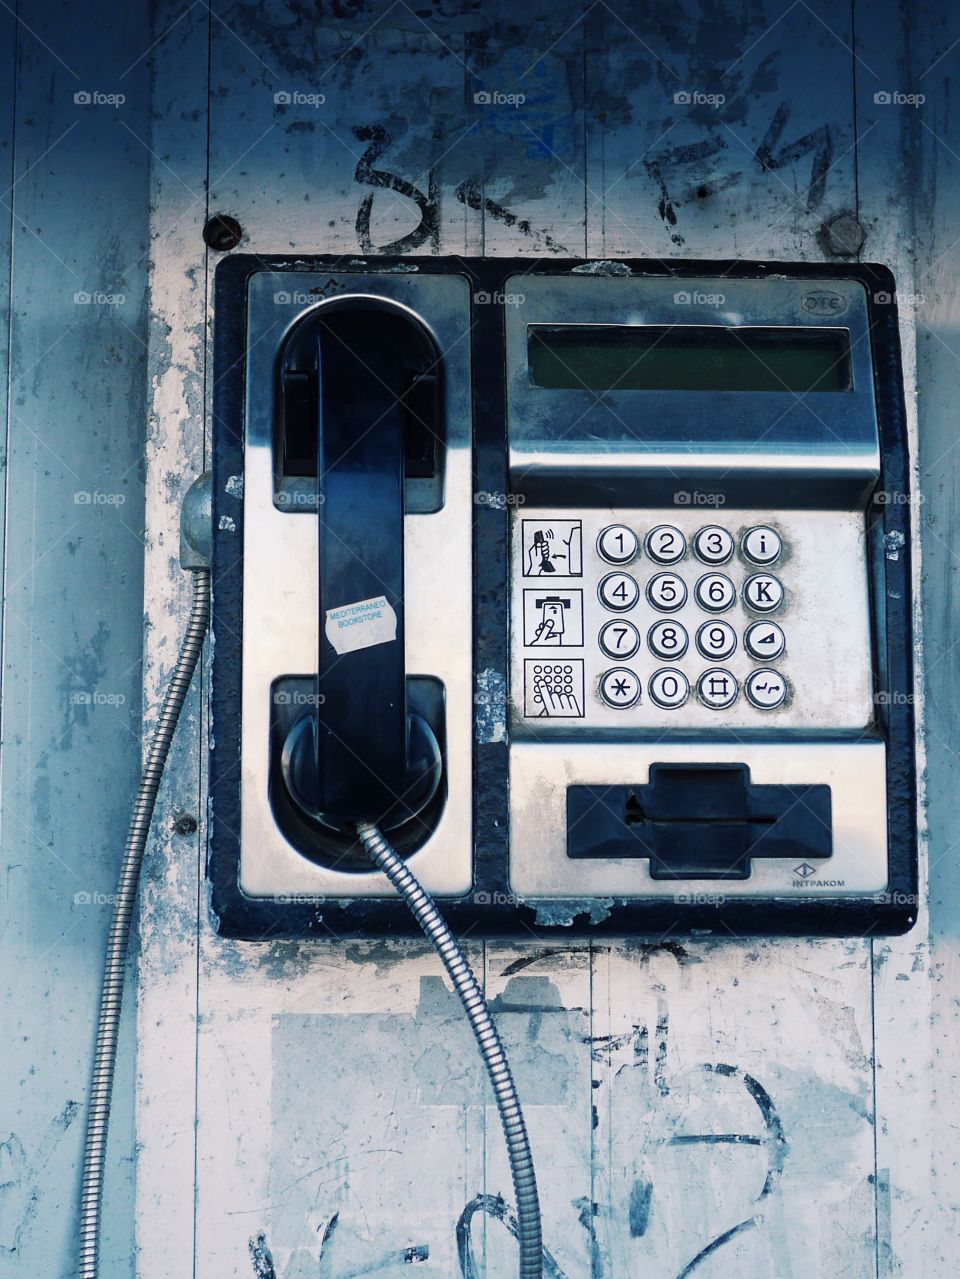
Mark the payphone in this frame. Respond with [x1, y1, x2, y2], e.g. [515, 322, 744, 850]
[208, 257, 918, 939]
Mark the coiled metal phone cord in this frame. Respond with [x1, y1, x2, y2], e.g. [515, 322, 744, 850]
[357, 821, 543, 1279]
[78, 568, 210, 1279]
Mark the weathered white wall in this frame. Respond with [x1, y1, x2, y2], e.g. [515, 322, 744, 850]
[4, 0, 960, 1276]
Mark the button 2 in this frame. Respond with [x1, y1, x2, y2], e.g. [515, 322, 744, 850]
[646, 572, 687, 612]
[697, 667, 738, 709]
[599, 619, 641, 659]
[649, 667, 689, 709]
[694, 525, 734, 564]
[695, 573, 736, 613]
[645, 524, 686, 564]
[744, 620, 785, 660]
[743, 573, 784, 612]
[741, 525, 782, 565]
[746, 668, 787, 710]
[597, 524, 638, 564]
[598, 572, 640, 611]
[599, 667, 642, 709]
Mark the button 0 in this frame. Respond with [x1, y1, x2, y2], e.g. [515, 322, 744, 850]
[694, 525, 734, 564]
[599, 619, 641, 659]
[746, 668, 787, 710]
[646, 572, 687, 612]
[598, 572, 640, 611]
[648, 619, 688, 660]
[599, 667, 642, 709]
[695, 572, 736, 613]
[649, 667, 689, 709]
[645, 524, 686, 564]
[744, 620, 785, 660]
[597, 524, 639, 564]
[696, 619, 736, 660]
[743, 573, 784, 612]
[741, 525, 782, 565]
[697, 667, 739, 709]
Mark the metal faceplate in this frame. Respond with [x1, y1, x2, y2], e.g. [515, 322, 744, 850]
[506, 274, 888, 899]
[238, 271, 472, 899]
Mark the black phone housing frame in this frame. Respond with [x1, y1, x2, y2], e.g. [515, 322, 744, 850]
[209, 256, 918, 939]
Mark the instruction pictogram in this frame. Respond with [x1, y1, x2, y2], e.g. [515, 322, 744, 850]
[521, 519, 583, 577]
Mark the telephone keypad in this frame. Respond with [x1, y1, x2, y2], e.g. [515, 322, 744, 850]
[510, 510, 871, 729]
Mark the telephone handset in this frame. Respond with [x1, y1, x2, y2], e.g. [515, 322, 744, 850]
[278, 300, 442, 836]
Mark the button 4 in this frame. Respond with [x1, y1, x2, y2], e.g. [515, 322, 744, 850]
[649, 667, 689, 709]
[694, 525, 734, 564]
[741, 525, 782, 565]
[645, 524, 686, 564]
[744, 620, 785, 660]
[697, 667, 739, 709]
[599, 667, 642, 709]
[745, 668, 787, 710]
[743, 573, 784, 612]
[597, 524, 638, 564]
[598, 571, 640, 611]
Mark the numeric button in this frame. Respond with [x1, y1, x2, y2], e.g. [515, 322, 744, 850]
[646, 572, 687, 612]
[599, 667, 642, 709]
[746, 668, 787, 710]
[648, 620, 688, 660]
[742, 526, 782, 565]
[744, 620, 785, 660]
[743, 573, 784, 613]
[599, 619, 641, 659]
[697, 668, 739, 709]
[597, 524, 638, 564]
[598, 572, 640, 612]
[645, 524, 686, 564]
[694, 525, 734, 564]
[695, 573, 736, 613]
[649, 668, 689, 709]
[696, 620, 736, 660]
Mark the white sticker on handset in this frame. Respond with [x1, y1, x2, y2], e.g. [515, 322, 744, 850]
[325, 596, 398, 654]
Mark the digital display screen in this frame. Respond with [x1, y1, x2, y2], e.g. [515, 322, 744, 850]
[528, 324, 853, 392]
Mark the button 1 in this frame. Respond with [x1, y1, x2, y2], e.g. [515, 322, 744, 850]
[743, 573, 784, 612]
[694, 525, 734, 564]
[649, 667, 689, 709]
[598, 572, 640, 611]
[645, 524, 686, 564]
[745, 668, 787, 710]
[741, 525, 782, 565]
[646, 572, 687, 612]
[744, 620, 785, 661]
[597, 524, 639, 564]
[697, 667, 739, 709]
[599, 619, 641, 660]
[696, 619, 737, 660]
[599, 667, 642, 709]
[648, 619, 688, 660]
[695, 572, 736, 613]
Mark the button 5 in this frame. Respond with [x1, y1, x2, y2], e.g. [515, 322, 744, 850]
[646, 572, 687, 612]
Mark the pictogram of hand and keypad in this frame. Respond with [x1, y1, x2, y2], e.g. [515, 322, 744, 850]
[512, 510, 874, 730]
